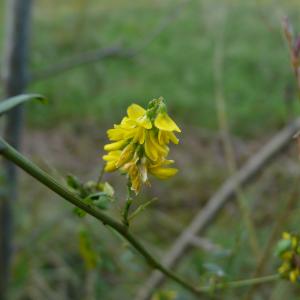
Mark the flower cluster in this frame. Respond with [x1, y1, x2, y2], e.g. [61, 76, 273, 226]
[103, 97, 181, 194]
[277, 232, 300, 283]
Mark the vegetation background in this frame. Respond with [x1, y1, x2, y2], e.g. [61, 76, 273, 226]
[1, 0, 300, 299]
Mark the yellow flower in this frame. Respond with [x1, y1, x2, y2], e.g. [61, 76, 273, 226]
[127, 104, 152, 129]
[158, 130, 179, 145]
[155, 112, 181, 132]
[283, 232, 292, 240]
[278, 262, 290, 275]
[123, 161, 141, 193]
[149, 159, 178, 179]
[104, 140, 127, 151]
[103, 98, 180, 194]
[116, 143, 135, 168]
[144, 131, 169, 161]
[103, 151, 121, 172]
[277, 232, 300, 283]
[290, 269, 300, 283]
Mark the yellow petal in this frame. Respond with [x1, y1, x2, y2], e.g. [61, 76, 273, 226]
[283, 232, 291, 240]
[158, 131, 179, 145]
[137, 115, 152, 129]
[158, 130, 167, 145]
[126, 164, 141, 194]
[149, 131, 169, 156]
[278, 262, 290, 274]
[104, 162, 118, 172]
[132, 127, 146, 144]
[150, 167, 178, 179]
[144, 132, 158, 161]
[289, 269, 299, 283]
[127, 104, 146, 120]
[155, 113, 181, 132]
[120, 117, 136, 129]
[168, 131, 179, 144]
[104, 140, 127, 151]
[116, 144, 135, 168]
[107, 128, 127, 141]
[102, 150, 121, 162]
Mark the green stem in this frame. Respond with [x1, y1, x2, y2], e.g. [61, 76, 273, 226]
[122, 198, 132, 227]
[199, 274, 280, 292]
[0, 137, 201, 297]
[0, 137, 280, 297]
[122, 182, 133, 227]
[96, 165, 105, 186]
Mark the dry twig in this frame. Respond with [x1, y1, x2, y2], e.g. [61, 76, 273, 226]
[135, 118, 300, 300]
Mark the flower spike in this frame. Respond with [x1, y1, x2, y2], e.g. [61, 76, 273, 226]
[103, 97, 181, 194]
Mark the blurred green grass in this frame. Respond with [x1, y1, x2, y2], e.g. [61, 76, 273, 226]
[1, 0, 299, 136]
[2, 1, 300, 299]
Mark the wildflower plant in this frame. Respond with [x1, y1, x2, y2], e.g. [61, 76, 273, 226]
[276, 232, 300, 283]
[103, 97, 180, 194]
[0, 93, 296, 298]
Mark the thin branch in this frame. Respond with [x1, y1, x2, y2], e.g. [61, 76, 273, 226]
[29, 0, 191, 82]
[0, 137, 281, 298]
[0, 137, 204, 298]
[199, 274, 279, 292]
[135, 118, 300, 300]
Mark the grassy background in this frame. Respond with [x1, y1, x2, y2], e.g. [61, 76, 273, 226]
[2, 0, 300, 299]
[1, 0, 298, 135]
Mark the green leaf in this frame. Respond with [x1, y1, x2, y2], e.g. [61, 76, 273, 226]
[66, 174, 81, 190]
[129, 198, 157, 221]
[93, 195, 114, 210]
[0, 94, 47, 116]
[275, 239, 292, 256]
[102, 182, 114, 197]
[86, 192, 106, 201]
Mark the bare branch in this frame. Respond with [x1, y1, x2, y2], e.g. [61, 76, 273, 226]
[135, 118, 300, 300]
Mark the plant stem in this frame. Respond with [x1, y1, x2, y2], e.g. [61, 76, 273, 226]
[0, 137, 280, 297]
[0, 137, 202, 297]
[96, 165, 105, 186]
[122, 182, 133, 227]
[199, 274, 279, 292]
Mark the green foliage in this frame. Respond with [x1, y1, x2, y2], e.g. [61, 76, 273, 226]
[19, 0, 300, 136]
[3, 1, 300, 299]
[275, 239, 292, 256]
[66, 175, 115, 216]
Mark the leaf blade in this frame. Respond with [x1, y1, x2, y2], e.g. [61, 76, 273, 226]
[0, 94, 47, 116]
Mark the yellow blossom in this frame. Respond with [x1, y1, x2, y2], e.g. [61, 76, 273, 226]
[103, 151, 121, 172]
[277, 232, 300, 283]
[155, 112, 181, 132]
[103, 97, 181, 194]
[149, 159, 178, 179]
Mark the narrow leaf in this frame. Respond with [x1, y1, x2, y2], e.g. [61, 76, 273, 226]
[0, 94, 46, 116]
